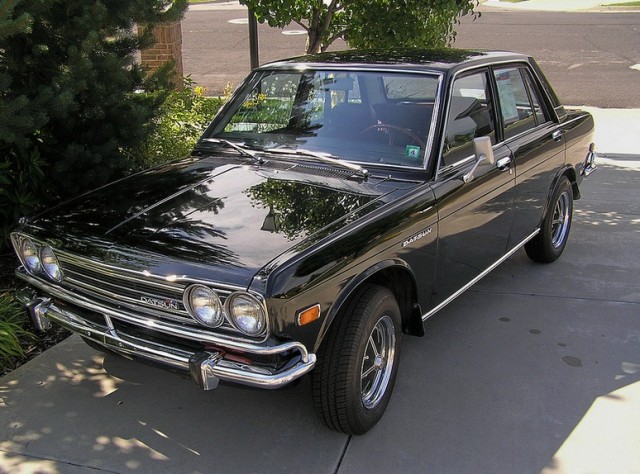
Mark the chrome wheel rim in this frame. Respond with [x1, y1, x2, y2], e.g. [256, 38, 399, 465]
[361, 315, 396, 410]
[551, 191, 571, 248]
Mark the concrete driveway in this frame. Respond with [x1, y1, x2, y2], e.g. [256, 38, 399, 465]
[1, 115, 639, 473]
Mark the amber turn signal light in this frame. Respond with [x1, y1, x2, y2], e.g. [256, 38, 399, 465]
[297, 304, 321, 326]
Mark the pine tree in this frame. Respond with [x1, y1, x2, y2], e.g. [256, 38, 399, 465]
[0, 0, 187, 198]
[0, 0, 39, 146]
[0, 0, 187, 247]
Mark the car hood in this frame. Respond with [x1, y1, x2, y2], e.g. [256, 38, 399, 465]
[25, 155, 413, 286]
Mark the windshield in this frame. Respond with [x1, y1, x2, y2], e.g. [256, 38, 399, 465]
[205, 69, 441, 169]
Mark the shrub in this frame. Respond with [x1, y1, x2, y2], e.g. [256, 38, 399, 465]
[0, 146, 45, 250]
[0, 0, 188, 199]
[0, 292, 34, 368]
[126, 79, 226, 169]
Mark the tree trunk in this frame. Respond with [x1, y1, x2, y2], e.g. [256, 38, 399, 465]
[306, 28, 323, 54]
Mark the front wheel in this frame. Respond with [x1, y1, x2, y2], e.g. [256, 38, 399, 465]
[312, 285, 402, 434]
[525, 176, 574, 263]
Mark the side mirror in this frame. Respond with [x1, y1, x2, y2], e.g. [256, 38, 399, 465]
[463, 137, 495, 183]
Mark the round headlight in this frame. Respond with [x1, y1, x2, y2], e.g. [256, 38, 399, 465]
[227, 292, 266, 337]
[40, 246, 63, 282]
[20, 238, 41, 274]
[184, 285, 224, 327]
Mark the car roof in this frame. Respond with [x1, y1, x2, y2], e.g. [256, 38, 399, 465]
[259, 49, 532, 74]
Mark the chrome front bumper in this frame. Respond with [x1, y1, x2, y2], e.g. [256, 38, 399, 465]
[15, 286, 316, 390]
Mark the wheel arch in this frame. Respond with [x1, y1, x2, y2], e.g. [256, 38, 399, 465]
[313, 259, 423, 353]
[541, 166, 580, 222]
[561, 165, 581, 201]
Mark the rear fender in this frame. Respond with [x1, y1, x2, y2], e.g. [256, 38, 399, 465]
[540, 166, 579, 223]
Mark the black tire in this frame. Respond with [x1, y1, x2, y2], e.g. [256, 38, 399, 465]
[525, 176, 574, 263]
[312, 285, 402, 434]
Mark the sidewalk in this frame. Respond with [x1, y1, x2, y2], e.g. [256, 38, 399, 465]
[187, 0, 244, 11]
[190, 0, 640, 13]
[481, 0, 640, 12]
[581, 107, 640, 155]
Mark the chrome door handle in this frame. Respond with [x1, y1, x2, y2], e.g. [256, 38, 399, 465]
[496, 156, 512, 171]
[552, 130, 564, 142]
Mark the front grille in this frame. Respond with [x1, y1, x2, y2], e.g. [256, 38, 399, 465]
[56, 252, 234, 327]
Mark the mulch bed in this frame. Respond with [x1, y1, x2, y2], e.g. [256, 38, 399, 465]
[1, 251, 71, 377]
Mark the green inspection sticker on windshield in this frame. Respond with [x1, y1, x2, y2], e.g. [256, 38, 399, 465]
[405, 145, 421, 160]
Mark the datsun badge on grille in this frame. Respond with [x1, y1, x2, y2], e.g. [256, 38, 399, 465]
[140, 296, 180, 310]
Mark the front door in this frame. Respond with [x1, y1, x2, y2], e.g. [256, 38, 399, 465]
[430, 69, 516, 311]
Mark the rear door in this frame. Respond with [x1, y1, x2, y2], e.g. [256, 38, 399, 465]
[491, 64, 566, 247]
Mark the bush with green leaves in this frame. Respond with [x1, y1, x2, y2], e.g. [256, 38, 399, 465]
[0, 0, 188, 194]
[126, 80, 226, 169]
[0, 292, 34, 369]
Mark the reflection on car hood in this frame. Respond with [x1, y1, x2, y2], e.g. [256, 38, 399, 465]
[25, 156, 412, 285]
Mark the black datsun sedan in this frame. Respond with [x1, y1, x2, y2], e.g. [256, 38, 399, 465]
[12, 49, 596, 434]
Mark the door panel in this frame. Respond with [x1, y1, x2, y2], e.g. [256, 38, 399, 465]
[430, 68, 516, 310]
[492, 65, 566, 247]
[507, 124, 565, 247]
[431, 144, 515, 308]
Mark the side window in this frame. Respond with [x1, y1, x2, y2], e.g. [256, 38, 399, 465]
[442, 71, 496, 167]
[493, 67, 539, 140]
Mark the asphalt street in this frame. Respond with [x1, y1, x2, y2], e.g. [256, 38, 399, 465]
[181, 3, 640, 107]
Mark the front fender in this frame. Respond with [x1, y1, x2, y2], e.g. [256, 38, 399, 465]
[312, 259, 422, 353]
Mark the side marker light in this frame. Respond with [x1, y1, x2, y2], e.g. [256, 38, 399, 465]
[297, 304, 321, 326]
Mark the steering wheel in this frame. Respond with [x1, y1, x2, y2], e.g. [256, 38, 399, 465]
[360, 123, 426, 148]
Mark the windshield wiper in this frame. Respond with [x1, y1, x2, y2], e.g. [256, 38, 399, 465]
[263, 147, 369, 180]
[198, 138, 263, 163]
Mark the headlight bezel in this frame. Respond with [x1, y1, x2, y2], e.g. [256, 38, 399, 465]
[12, 234, 64, 283]
[40, 245, 63, 282]
[183, 284, 225, 328]
[225, 291, 268, 338]
[183, 284, 269, 338]
[18, 236, 43, 275]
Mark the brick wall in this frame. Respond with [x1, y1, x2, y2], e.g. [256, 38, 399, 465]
[139, 21, 184, 89]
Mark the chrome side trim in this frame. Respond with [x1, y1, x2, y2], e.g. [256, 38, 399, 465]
[422, 229, 540, 321]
